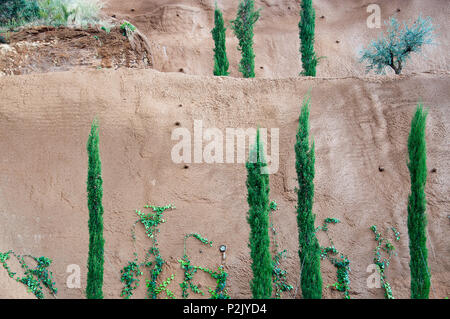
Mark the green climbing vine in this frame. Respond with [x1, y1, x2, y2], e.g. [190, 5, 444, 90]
[179, 255, 204, 298]
[272, 250, 292, 298]
[316, 218, 352, 299]
[152, 274, 176, 299]
[317, 218, 340, 232]
[120, 204, 175, 299]
[120, 205, 229, 299]
[183, 233, 213, 256]
[0, 250, 57, 299]
[203, 266, 229, 299]
[327, 255, 351, 299]
[120, 256, 142, 299]
[179, 232, 230, 299]
[145, 247, 165, 299]
[370, 225, 400, 299]
[0, 251, 15, 278]
[391, 227, 401, 242]
[269, 200, 293, 298]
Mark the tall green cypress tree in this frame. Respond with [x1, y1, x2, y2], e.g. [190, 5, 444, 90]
[86, 119, 105, 299]
[230, 0, 260, 78]
[407, 104, 430, 299]
[211, 3, 229, 76]
[295, 95, 322, 299]
[246, 129, 272, 298]
[299, 0, 318, 76]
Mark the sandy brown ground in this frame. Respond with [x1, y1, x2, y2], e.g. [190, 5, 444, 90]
[103, 0, 450, 77]
[0, 0, 448, 299]
[0, 69, 448, 299]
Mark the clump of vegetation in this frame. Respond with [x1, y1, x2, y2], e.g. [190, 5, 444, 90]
[370, 225, 399, 299]
[299, 0, 318, 76]
[179, 233, 229, 299]
[360, 16, 434, 74]
[120, 204, 175, 299]
[203, 266, 229, 299]
[316, 218, 351, 299]
[392, 227, 401, 242]
[121, 205, 229, 299]
[316, 218, 340, 233]
[65, 0, 105, 27]
[183, 233, 213, 256]
[0, 0, 40, 26]
[0, 250, 57, 299]
[327, 255, 351, 298]
[269, 200, 277, 211]
[179, 255, 204, 298]
[36, 0, 74, 26]
[120, 20, 136, 37]
[179, 232, 213, 299]
[211, 3, 229, 76]
[141, 205, 173, 299]
[151, 274, 176, 299]
[120, 257, 142, 299]
[407, 103, 430, 299]
[245, 129, 273, 299]
[269, 201, 293, 298]
[295, 94, 322, 299]
[0, 0, 112, 31]
[230, 0, 260, 78]
[272, 250, 293, 298]
[86, 118, 104, 299]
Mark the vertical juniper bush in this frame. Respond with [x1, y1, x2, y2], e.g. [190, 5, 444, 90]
[407, 103, 430, 299]
[211, 3, 229, 76]
[86, 118, 105, 299]
[230, 0, 260, 78]
[299, 0, 318, 76]
[295, 94, 322, 298]
[246, 129, 273, 298]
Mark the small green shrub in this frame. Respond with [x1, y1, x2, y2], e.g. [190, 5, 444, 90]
[120, 20, 136, 37]
[360, 16, 434, 74]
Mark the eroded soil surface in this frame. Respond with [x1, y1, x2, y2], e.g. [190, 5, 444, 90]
[0, 26, 152, 75]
